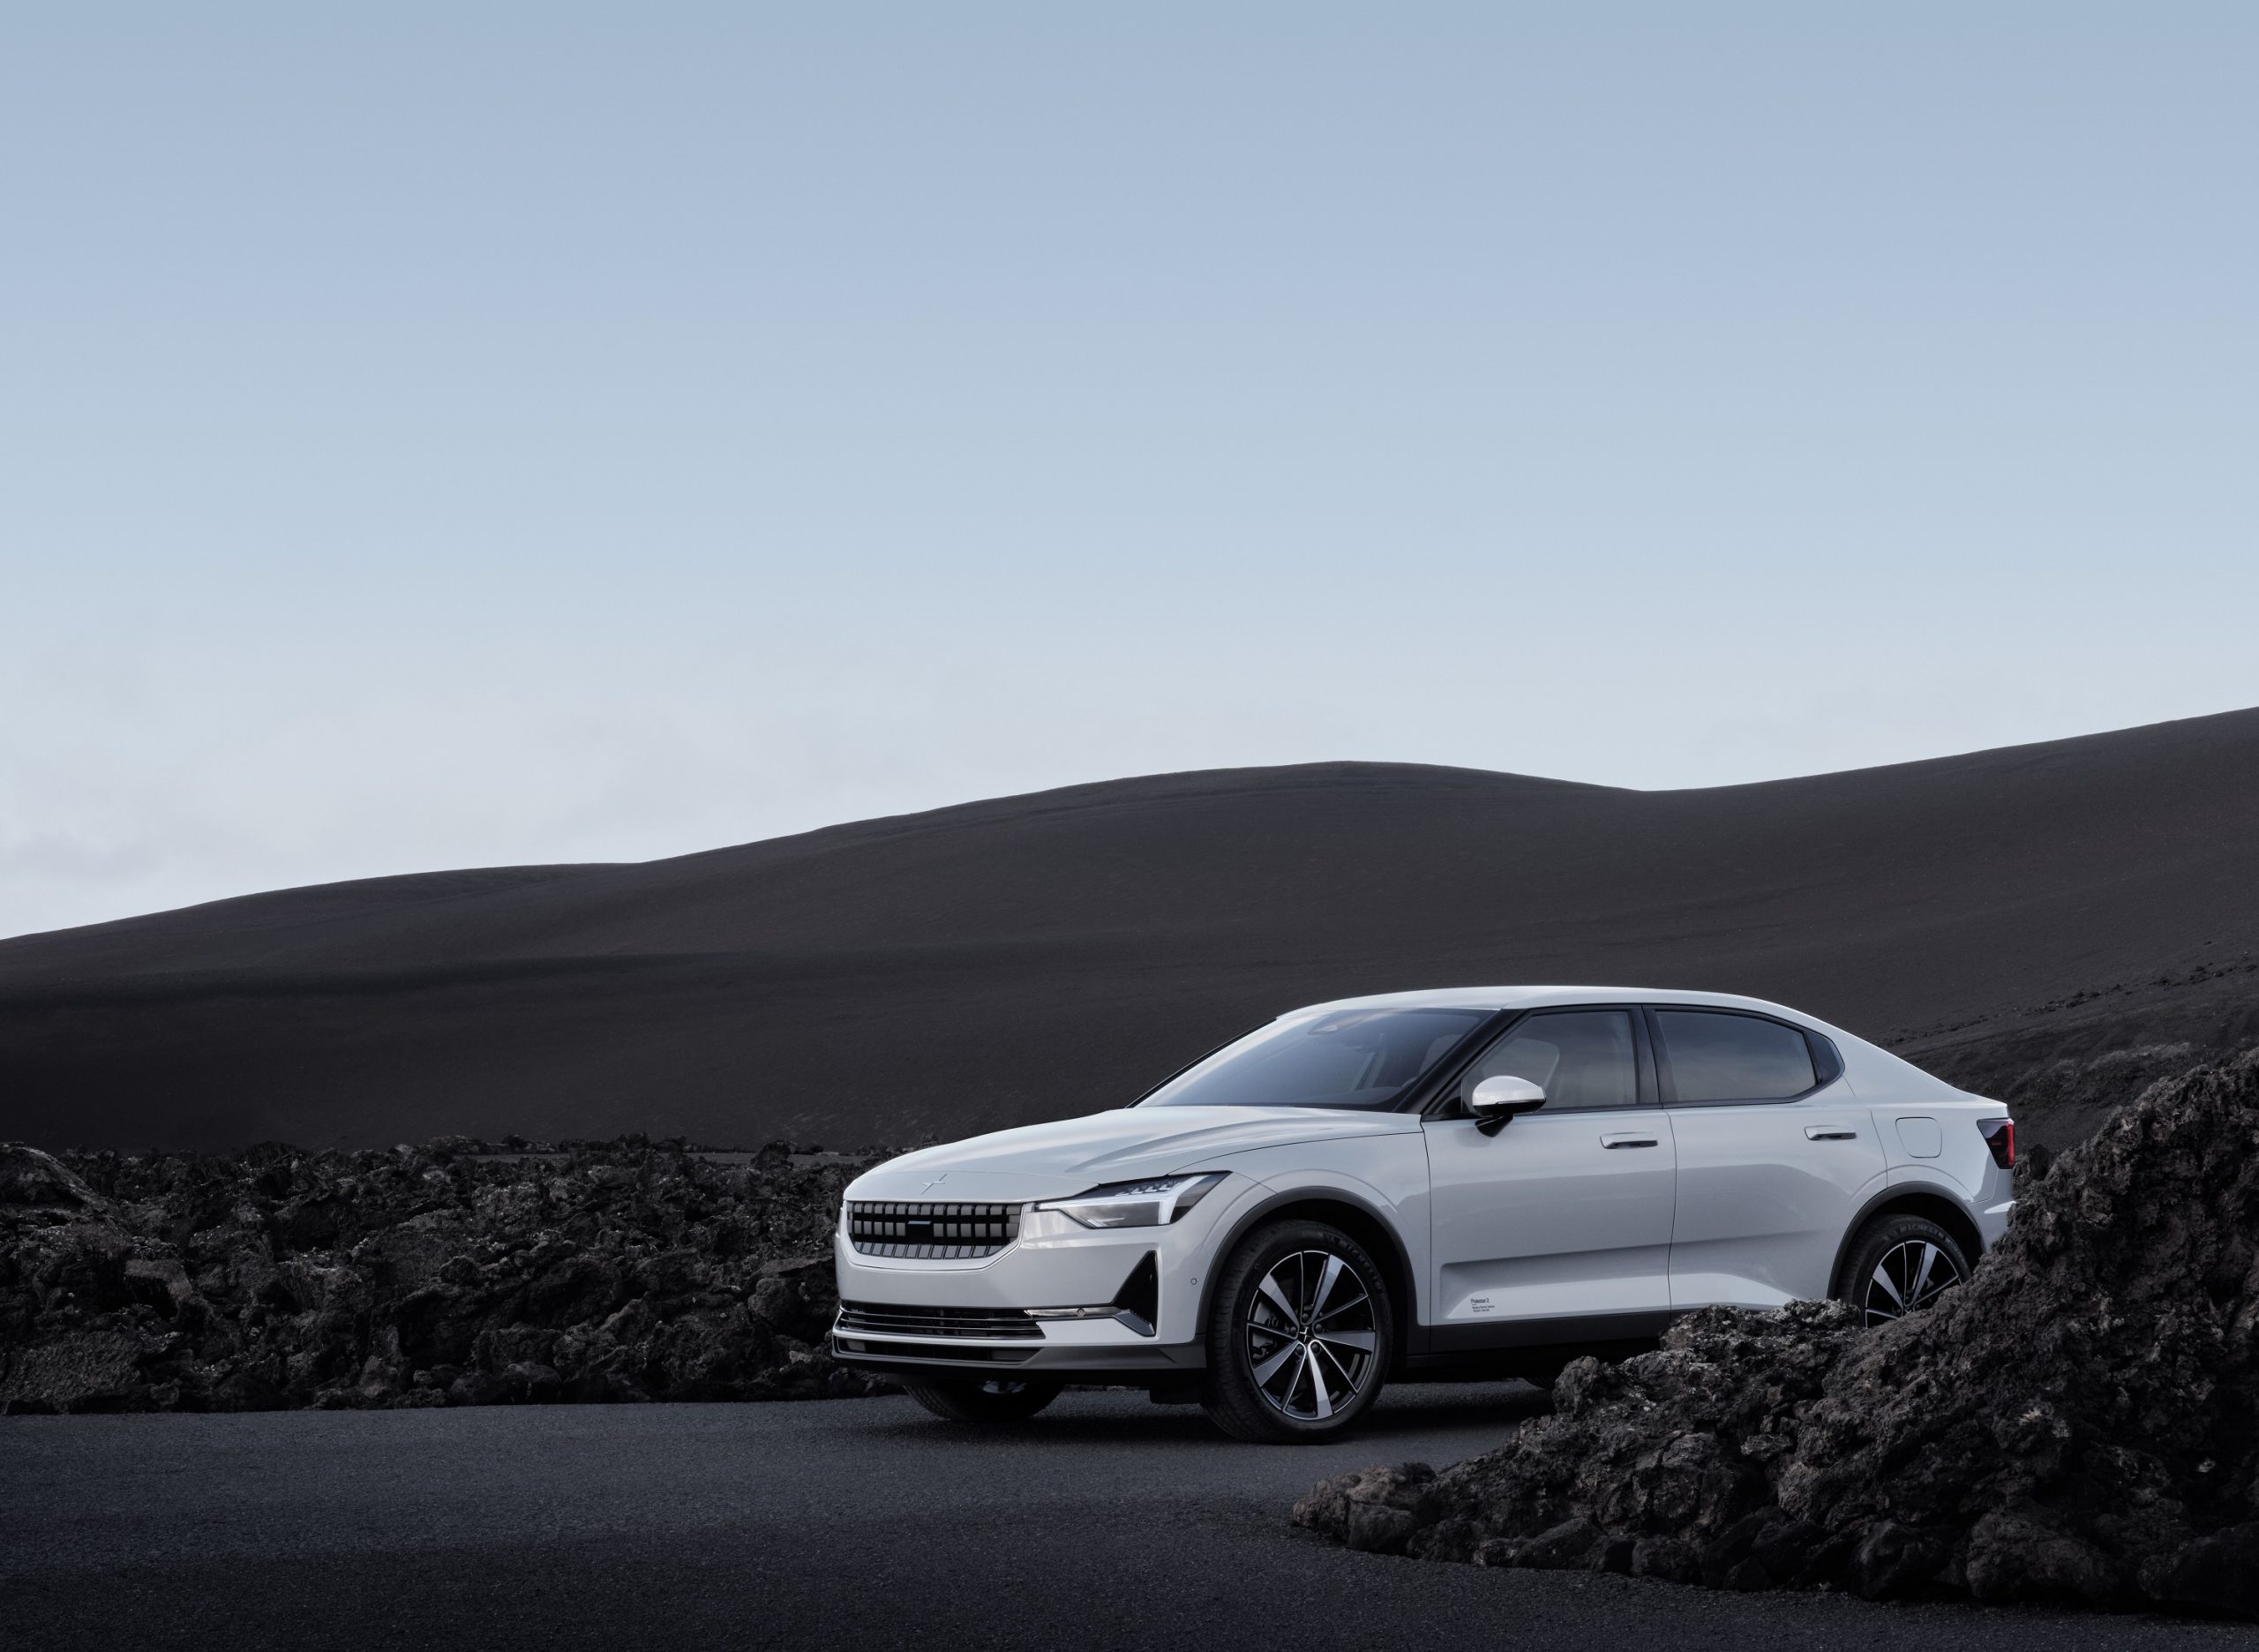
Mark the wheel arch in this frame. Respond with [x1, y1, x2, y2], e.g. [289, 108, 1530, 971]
[1828, 1184, 1985, 1299]
[1197, 1188, 1416, 1375]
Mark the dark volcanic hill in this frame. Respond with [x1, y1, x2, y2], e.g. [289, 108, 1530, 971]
[4, 710, 2258, 1154]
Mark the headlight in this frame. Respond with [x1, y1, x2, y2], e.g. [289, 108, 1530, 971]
[1038, 1173, 1226, 1229]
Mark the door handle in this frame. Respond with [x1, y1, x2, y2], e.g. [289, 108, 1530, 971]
[1600, 1132, 1660, 1149]
[1805, 1127, 1858, 1140]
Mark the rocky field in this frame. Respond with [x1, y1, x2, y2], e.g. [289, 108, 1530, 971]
[1296, 1046, 2259, 1618]
[0, 1039, 2214, 1418]
[0, 1136, 896, 1414]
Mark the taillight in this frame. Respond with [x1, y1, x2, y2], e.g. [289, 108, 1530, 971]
[1980, 1117, 2015, 1169]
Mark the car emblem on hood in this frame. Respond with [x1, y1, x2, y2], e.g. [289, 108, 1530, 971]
[919, 1175, 949, 1196]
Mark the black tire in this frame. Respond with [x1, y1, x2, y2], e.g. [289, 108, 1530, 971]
[1200, 1219, 1394, 1444]
[1835, 1213, 1970, 1327]
[898, 1376, 1063, 1425]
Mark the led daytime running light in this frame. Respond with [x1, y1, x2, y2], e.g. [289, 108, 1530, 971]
[1038, 1173, 1226, 1229]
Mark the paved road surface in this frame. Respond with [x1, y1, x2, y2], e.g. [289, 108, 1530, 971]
[2, 1386, 2243, 1651]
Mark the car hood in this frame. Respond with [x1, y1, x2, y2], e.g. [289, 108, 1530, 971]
[844, 1107, 1420, 1205]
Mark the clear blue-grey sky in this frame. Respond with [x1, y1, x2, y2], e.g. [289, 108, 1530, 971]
[5, 4, 2255, 938]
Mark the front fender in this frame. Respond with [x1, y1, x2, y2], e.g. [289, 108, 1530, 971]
[1187, 1153, 1429, 1354]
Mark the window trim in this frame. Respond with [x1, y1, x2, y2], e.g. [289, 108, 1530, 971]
[1415, 1003, 1660, 1119]
[1643, 1005, 1843, 1108]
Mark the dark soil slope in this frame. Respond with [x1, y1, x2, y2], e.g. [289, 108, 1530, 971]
[4, 709, 2258, 1153]
[1296, 1048, 2259, 1618]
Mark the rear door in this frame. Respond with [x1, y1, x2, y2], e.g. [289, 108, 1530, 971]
[1422, 1007, 1677, 1334]
[1652, 1006, 1884, 1307]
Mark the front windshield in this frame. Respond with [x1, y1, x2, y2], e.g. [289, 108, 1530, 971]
[1137, 1007, 1489, 1110]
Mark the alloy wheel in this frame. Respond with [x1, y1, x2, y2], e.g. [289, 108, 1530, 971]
[1862, 1237, 1963, 1325]
[1242, 1248, 1379, 1421]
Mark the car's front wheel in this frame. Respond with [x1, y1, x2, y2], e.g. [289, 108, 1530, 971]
[1200, 1218, 1393, 1443]
[898, 1376, 1063, 1425]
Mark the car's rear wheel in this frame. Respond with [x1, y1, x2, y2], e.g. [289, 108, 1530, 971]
[899, 1376, 1063, 1424]
[1835, 1213, 1970, 1327]
[1201, 1219, 1393, 1443]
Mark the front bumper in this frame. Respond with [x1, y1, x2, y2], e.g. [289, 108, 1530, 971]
[829, 1332, 1207, 1384]
[829, 1175, 1259, 1380]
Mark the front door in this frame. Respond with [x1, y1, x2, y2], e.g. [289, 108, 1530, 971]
[1422, 1008, 1677, 1338]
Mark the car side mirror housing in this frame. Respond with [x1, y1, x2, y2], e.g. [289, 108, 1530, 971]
[1468, 1075, 1546, 1134]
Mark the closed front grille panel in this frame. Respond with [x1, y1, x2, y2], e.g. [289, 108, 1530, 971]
[837, 1302, 1042, 1340]
[845, 1200, 1022, 1258]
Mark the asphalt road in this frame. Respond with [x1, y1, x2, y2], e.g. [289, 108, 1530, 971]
[2, 1386, 2248, 1652]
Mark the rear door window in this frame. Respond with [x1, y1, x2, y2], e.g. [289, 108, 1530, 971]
[1654, 1010, 1817, 1103]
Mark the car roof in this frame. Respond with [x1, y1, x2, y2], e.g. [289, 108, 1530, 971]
[1287, 985, 1827, 1023]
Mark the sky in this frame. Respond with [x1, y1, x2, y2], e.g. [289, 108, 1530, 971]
[4, 4, 2256, 939]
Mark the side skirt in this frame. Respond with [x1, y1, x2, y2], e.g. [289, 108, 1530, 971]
[1409, 1307, 1684, 1359]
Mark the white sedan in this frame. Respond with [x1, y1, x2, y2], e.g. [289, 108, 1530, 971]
[831, 987, 2015, 1441]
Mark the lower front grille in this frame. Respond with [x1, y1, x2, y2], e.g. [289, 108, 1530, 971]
[837, 1302, 1042, 1340]
[845, 1200, 1021, 1258]
[834, 1337, 1038, 1364]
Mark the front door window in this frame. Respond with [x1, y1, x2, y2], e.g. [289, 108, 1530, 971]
[1457, 1010, 1639, 1113]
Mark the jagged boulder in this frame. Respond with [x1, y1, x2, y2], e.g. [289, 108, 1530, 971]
[0, 1143, 106, 1214]
[1297, 1048, 2259, 1617]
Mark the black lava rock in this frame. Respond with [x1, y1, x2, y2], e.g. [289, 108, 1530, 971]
[0, 1137, 895, 1413]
